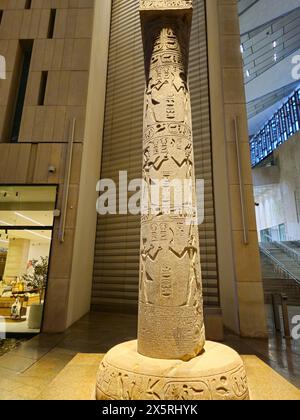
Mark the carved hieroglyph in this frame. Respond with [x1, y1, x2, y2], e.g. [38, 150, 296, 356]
[140, 0, 193, 10]
[138, 0, 205, 360]
[96, 341, 250, 401]
[95, 0, 250, 401]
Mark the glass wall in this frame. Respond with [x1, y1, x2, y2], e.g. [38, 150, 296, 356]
[0, 186, 56, 334]
[238, 3, 300, 336]
[250, 88, 300, 166]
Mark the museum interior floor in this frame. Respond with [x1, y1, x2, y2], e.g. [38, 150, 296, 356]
[0, 308, 299, 400]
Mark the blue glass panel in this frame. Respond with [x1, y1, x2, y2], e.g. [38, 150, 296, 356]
[250, 88, 300, 166]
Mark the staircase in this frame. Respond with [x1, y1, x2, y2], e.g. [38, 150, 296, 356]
[263, 277, 300, 306]
[260, 242, 300, 306]
[261, 242, 300, 280]
[260, 252, 282, 279]
[285, 241, 300, 255]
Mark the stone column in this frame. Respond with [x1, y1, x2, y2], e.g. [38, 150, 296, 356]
[138, 0, 205, 360]
[96, 0, 250, 401]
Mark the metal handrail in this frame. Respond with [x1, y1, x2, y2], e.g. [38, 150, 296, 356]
[58, 118, 76, 243]
[234, 116, 249, 245]
[275, 241, 300, 265]
[260, 243, 300, 285]
[263, 234, 300, 265]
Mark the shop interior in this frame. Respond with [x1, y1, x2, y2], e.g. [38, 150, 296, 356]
[0, 186, 56, 335]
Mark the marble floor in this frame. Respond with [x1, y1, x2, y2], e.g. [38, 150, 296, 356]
[0, 337, 28, 358]
[0, 310, 299, 400]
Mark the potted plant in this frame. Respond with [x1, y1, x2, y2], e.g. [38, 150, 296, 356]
[23, 257, 48, 303]
[22, 256, 49, 330]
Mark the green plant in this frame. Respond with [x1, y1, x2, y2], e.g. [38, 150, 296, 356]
[22, 256, 49, 303]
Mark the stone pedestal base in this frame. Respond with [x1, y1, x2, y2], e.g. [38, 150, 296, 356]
[96, 340, 250, 400]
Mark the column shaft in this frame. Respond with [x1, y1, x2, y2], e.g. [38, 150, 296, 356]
[138, 2, 205, 360]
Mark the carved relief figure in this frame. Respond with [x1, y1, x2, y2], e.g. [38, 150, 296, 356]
[170, 142, 193, 178]
[145, 28, 189, 125]
[138, 0, 205, 360]
[96, 1, 250, 404]
[169, 227, 200, 307]
[145, 73, 188, 124]
[140, 238, 162, 304]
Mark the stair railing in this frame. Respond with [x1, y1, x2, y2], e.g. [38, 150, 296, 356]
[263, 234, 300, 266]
[260, 243, 300, 286]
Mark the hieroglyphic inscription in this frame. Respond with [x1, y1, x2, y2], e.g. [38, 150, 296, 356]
[140, 0, 193, 10]
[96, 360, 249, 401]
[138, 0, 205, 360]
[95, 2, 250, 403]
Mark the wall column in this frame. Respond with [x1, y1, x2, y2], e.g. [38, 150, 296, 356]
[206, 0, 267, 338]
[66, 0, 112, 329]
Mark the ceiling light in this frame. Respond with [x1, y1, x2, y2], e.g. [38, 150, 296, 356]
[240, 44, 244, 54]
[273, 41, 277, 48]
[246, 70, 250, 77]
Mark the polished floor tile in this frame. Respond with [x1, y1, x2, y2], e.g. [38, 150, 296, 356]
[0, 310, 299, 400]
